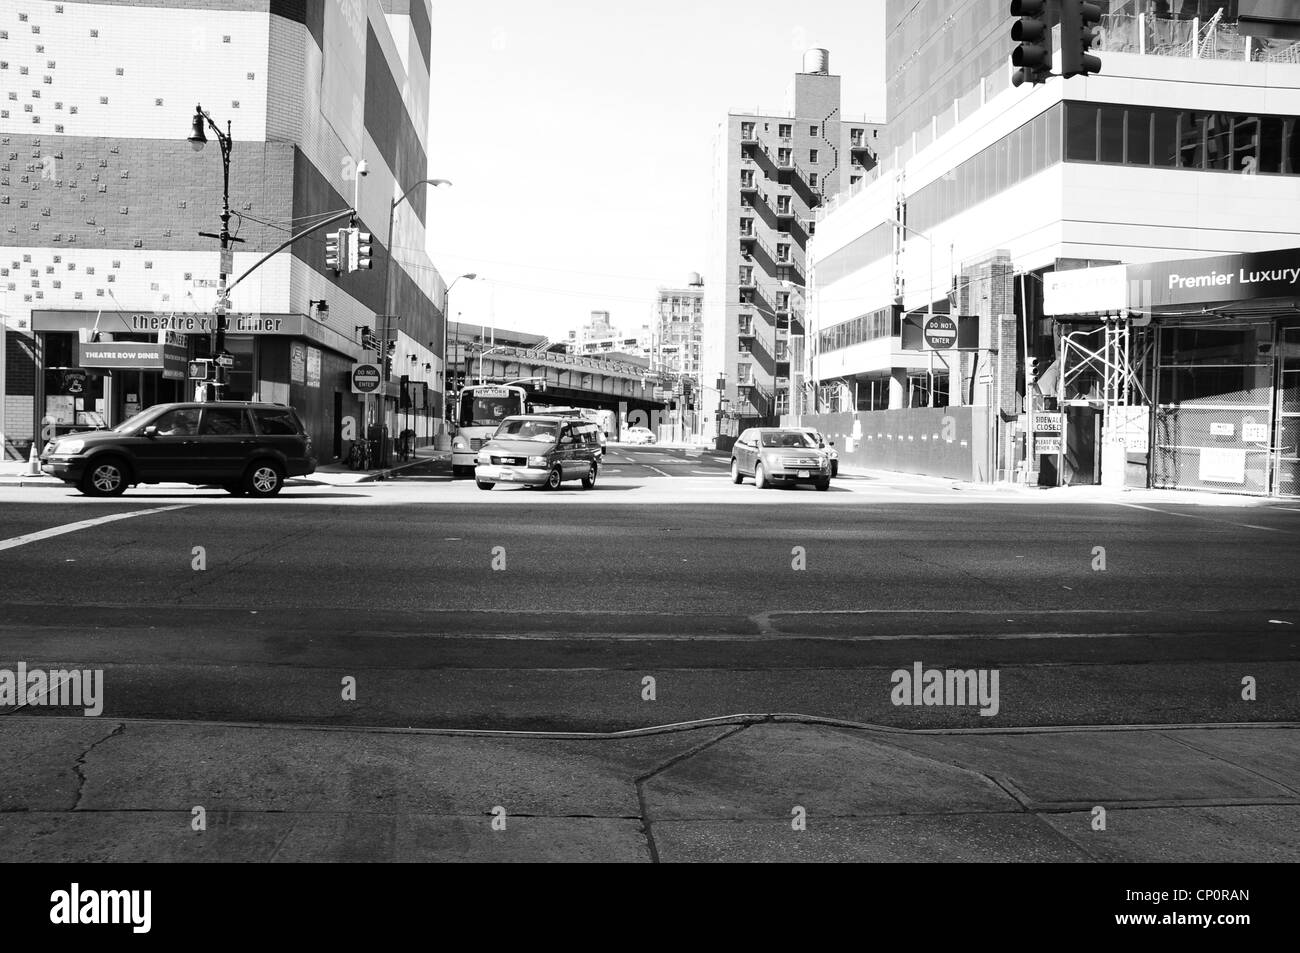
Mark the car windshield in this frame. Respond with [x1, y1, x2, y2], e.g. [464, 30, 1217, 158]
[493, 419, 559, 442]
[762, 431, 818, 449]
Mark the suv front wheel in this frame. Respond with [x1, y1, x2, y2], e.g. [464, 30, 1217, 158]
[243, 460, 284, 497]
[79, 457, 129, 497]
[731, 459, 744, 484]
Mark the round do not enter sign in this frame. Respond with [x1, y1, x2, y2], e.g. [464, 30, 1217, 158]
[923, 314, 958, 350]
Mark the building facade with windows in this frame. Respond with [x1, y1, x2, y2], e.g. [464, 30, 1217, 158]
[805, 0, 1300, 493]
[0, 0, 448, 463]
[652, 274, 704, 383]
[702, 49, 882, 442]
[566, 311, 653, 359]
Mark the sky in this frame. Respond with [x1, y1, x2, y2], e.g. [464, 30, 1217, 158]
[424, 0, 885, 344]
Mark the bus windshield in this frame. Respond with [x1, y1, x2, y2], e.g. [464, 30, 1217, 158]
[459, 391, 523, 428]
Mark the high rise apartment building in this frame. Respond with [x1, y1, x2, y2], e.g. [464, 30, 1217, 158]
[703, 49, 882, 437]
[652, 274, 703, 383]
[0, 0, 447, 461]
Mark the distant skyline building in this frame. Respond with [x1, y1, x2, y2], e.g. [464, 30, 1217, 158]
[652, 274, 704, 383]
[566, 310, 652, 358]
[703, 49, 882, 440]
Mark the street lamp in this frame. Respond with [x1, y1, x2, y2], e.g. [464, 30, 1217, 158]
[478, 344, 504, 384]
[378, 177, 451, 465]
[188, 104, 240, 401]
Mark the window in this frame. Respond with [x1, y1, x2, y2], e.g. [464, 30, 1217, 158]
[1066, 103, 1098, 162]
[739, 217, 753, 235]
[741, 122, 754, 139]
[778, 148, 792, 164]
[810, 125, 818, 136]
[1153, 110, 1178, 167]
[1204, 113, 1233, 171]
[736, 362, 753, 385]
[809, 172, 818, 187]
[200, 408, 252, 435]
[738, 314, 752, 335]
[809, 149, 819, 163]
[779, 123, 791, 138]
[851, 128, 863, 146]
[152, 407, 201, 436]
[1179, 112, 1204, 169]
[740, 170, 754, 187]
[1126, 108, 1153, 165]
[1098, 106, 1124, 164]
[777, 243, 790, 262]
[777, 195, 791, 213]
[851, 174, 861, 185]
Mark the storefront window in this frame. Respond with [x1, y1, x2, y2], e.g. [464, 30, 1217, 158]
[1126, 108, 1153, 165]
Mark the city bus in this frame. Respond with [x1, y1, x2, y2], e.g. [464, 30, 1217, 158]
[450, 383, 528, 476]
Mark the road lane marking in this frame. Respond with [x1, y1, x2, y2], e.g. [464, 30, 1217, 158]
[1116, 502, 1289, 533]
[645, 466, 672, 477]
[0, 505, 191, 552]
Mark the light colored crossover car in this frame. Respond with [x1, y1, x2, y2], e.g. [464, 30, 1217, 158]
[799, 427, 839, 477]
[730, 427, 832, 490]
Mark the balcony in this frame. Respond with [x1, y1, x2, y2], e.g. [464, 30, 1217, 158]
[739, 126, 759, 144]
[738, 270, 757, 289]
[739, 176, 758, 192]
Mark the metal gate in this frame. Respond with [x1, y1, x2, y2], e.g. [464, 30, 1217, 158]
[1275, 326, 1300, 497]
[1152, 321, 1275, 495]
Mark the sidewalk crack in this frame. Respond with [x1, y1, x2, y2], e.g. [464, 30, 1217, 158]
[72, 722, 125, 811]
[633, 724, 750, 863]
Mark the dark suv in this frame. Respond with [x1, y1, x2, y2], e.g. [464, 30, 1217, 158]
[41, 401, 316, 497]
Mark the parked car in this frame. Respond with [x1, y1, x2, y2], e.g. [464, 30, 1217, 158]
[730, 427, 831, 490]
[623, 426, 657, 445]
[474, 415, 602, 490]
[799, 427, 839, 477]
[40, 401, 316, 497]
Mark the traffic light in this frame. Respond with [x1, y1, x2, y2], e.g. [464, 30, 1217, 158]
[1010, 0, 1051, 88]
[1061, 0, 1103, 78]
[1027, 356, 1040, 385]
[399, 374, 411, 409]
[325, 230, 346, 274]
[349, 229, 373, 271]
[384, 356, 393, 378]
[188, 358, 212, 381]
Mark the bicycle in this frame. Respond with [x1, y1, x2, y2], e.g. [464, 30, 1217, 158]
[347, 438, 374, 471]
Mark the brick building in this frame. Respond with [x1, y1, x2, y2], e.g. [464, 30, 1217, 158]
[0, 0, 447, 461]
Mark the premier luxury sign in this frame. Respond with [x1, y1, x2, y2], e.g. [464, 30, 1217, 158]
[1132, 247, 1300, 308]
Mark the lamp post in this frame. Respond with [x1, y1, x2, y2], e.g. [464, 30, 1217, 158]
[188, 104, 241, 402]
[378, 177, 451, 465]
[440, 272, 476, 446]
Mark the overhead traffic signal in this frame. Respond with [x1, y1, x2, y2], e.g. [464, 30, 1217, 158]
[348, 229, 373, 271]
[1027, 356, 1040, 385]
[325, 230, 347, 274]
[1010, 0, 1051, 87]
[1061, 0, 1103, 78]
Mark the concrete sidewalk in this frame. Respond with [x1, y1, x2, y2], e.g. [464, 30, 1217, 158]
[0, 715, 1294, 861]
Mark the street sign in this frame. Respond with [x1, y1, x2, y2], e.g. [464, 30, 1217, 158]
[1035, 436, 1062, 456]
[214, 352, 234, 368]
[922, 314, 958, 350]
[1033, 412, 1064, 433]
[351, 363, 382, 394]
[219, 247, 234, 275]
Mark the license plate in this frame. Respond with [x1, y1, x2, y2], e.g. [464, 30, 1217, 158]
[498, 471, 513, 480]
[797, 470, 810, 478]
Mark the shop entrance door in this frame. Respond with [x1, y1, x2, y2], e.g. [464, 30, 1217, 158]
[1274, 326, 1300, 497]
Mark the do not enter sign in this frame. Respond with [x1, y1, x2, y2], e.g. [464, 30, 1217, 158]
[923, 314, 958, 350]
[352, 363, 382, 394]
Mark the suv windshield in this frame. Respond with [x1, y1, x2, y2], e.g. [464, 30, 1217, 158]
[494, 419, 559, 442]
[762, 431, 817, 449]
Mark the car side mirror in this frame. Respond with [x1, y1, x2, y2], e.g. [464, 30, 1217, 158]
[142, 425, 159, 438]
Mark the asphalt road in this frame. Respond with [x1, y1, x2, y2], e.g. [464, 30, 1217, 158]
[2, 447, 1298, 732]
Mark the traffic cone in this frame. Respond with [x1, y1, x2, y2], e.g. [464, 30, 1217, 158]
[27, 445, 41, 476]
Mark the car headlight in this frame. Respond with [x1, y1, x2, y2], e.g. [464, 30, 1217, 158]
[52, 439, 85, 456]
[527, 455, 549, 468]
[476, 452, 490, 464]
[452, 435, 468, 450]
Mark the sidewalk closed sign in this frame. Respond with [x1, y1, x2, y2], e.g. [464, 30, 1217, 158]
[1033, 412, 1063, 433]
[352, 363, 381, 394]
